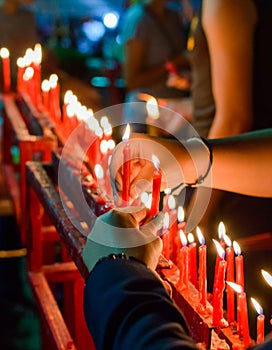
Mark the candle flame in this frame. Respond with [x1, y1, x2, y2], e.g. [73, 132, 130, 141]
[168, 195, 176, 210]
[213, 239, 225, 259]
[122, 124, 130, 142]
[0, 47, 9, 59]
[41, 79, 50, 92]
[146, 97, 159, 120]
[64, 90, 73, 104]
[180, 229, 187, 246]
[187, 233, 195, 244]
[100, 116, 109, 128]
[33, 43, 42, 64]
[152, 154, 160, 170]
[233, 241, 241, 256]
[261, 269, 272, 288]
[164, 188, 171, 195]
[17, 57, 26, 68]
[223, 234, 232, 248]
[49, 74, 58, 89]
[226, 281, 243, 294]
[100, 139, 108, 154]
[177, 206, 185, 222]
[251, 297, 263, 315]
[218, 221, 226, 240]
[141, 192, 152, 209]
[196, 226, 205, 245]
[94, 164, 104, 180]
[24, 66, 34, 80]
[107, 139, 115, 150]
[163, 212, 170, 230]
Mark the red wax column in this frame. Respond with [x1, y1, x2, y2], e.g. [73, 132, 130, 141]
[187, 233, 198, 288]
[0, 47, 11, 93]
[239, 291, 250, 348]
[49, 74, 61, 122]
[212, 239, 227, 327]
[225, 234, 235, 324]
[233, 241, 244, 289]
[122, 124, 131, 204]
[176, 206, 185, 263]
[197, 227, 207, 307]
[16, 57, 26, 93]
[41, 79, 50, 113]
[32, 43, 42, 109]
[177, 230, 188, 290]
[251, 297, 265, 344]
[167, 195, 177, 262]
[149, 155, 162, 217]
[162, 212, 170, 260]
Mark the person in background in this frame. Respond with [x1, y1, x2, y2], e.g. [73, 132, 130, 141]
[119, 0, 191, 131]
[82, 128, 272, 350]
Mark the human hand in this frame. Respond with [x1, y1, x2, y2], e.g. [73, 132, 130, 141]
[109, 134, 185, 205]
[82, 206, 164, 273]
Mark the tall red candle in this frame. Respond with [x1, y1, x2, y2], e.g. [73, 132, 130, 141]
[177, 230, 188, 290]
[167, 195, 177, 262]
[251, 297, 265, 344]
[233, 241, 244, 289]
[162, 212, 170, 260]
[212, 239, 227, 327]
[0, 47, 11, 93]
[176, 206, 185, 263]
[227, 282, 250, 347]
[16, 57, 26, 93]
[225, 234, 235, 324]
[197, 227, 207, 307]
[149, 155, 162, 217]
[122, 124, 131, 203]
[32, 43, 42, 109]
[41, 79, 50, 113]
[187, 233, 197, 288]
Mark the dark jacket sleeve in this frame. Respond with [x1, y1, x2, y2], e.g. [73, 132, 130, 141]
[84, 258, 198, 350]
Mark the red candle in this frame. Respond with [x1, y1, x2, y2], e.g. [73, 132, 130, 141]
[176, 206, 185, 262]
[49, 74, 61, 121]
[16, 57, 26, 93]
[197, 227, 207, 307]
[41, 79, 50, 113]
[225, 234, 235, 324]
[122, 124, 131, 204]
[32, 43, 42, 109]
[227, 282, 250, 346]
[251, 297, 265, 344]
[212, 239, 227, 327]
[187, 233, 197, 288]
[149, 154, 162, 217]
[167, 195, 177, 262]
[162, 212, 170, 260]
[177, 230, 188, 290]
[233, 241, 244, 289]
[0, 47, 11, 93]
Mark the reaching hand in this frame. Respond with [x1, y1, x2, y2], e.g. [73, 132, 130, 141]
[82, 206, 164, 273]
[109, 134, 185, 205]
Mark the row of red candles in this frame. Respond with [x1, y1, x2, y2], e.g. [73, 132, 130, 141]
[121, 135, 271, 348]
[2, 45, 271, 348]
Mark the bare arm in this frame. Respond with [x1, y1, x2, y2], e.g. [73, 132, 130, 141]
[203, 0, 257, 138]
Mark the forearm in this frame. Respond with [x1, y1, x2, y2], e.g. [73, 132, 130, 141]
[209, 130, 272, 197]
[84, 258, 198, 350]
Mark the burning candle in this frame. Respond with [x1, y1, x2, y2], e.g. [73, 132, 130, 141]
[167, 195, 177, 262]
[224, 234, 235, 324]
[16, 57, 26, 93]
[177, 230, 189, 290]
[218, 221, 226, 247]
[162, 212, 170, 260]
[197, 227, 207, 307]
[227, 282, 250, 347]
[32, 43, 42, 108]
[41, 79, 50, 112]
[23, 66, 35, 102]
[233, 241, 244, 289]
[175, 206, 185, 262]
[187, 233, 197, 288]
[0, 47, 11, 93]
[149, 154, 162, 217]
[261, 269, 272, 287]
[212, 239, 227, 327]
[49, 74, 61, 121]
[146, 96, 160, 121]
[251, 297, 265, 344]
[122, 124, 131, 204]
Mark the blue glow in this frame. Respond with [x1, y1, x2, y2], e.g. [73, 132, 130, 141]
[103, 12, 119, 29]
[82, 20, 106, 42]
